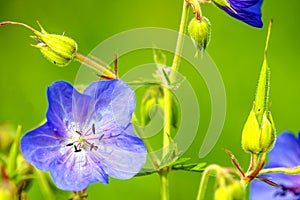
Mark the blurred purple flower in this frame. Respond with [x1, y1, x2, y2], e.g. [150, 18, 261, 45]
[250, 132, 300, 199]
[20, 80, 146, 191]
[214, 0, 263, 28]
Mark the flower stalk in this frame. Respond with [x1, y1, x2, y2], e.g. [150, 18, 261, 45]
[159, 1, 189, 199]
[0, 21, 116, 79]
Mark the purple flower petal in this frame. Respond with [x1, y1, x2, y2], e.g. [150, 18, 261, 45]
[20, 123, 64, 171]
[46, 81, 92, 134]
[94, 124, 146, 179]
[251, 179, 298, 200]
[21, 80, 146, 191]
[267, 132, 300, 168]
[250, 132, 300, 199]
[84, 80, 135, 126]
[49, 151, 108, 191]
[216, 0, 263, 28]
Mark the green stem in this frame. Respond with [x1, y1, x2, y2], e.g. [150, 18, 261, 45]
[196, 164, 221, 200]
[74, 53, 116, 79]
[169, 1, 189, 82]
[159, 2, 189, 200]
[163, 0, 189, 159]
[159, 170, 169, 200]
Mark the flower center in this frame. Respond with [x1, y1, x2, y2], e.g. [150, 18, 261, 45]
[65, 123, 102, 153]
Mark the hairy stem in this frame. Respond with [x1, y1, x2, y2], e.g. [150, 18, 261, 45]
[159, 170, 169, 200]
[74, 53, 116, 79]
[159, 1, 189, 200]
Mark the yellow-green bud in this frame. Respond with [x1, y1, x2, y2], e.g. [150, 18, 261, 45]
[16, 155, 33, 175]
[188, 17, 211, 51]
[242, 21, 276, 154]
[31, 22, 78, 66]
[259, 111, 276, 152]
[0, 123, 15, 152]
[214, 186, 232, 200]
[0, 21, 77, 66]
[241, 109, 276, 154]
[0, 187, 14, 200]
[228, 182, 246, 200]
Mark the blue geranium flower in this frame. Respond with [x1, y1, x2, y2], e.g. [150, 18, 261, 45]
[250, 132, 300, 199]
[20, 80, 147, 191]
[213, 0, 263, 28]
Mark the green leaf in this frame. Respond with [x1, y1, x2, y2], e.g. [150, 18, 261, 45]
[153, 47, 167, 67]
[159, 143, 180, 169]
[172, 162, 206, 172]
[135, 168, 157, 177]
[190, 162, 207, 172]
[171, 157, 191, 166]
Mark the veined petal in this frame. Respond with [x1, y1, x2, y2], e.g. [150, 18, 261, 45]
[84, 80, 136, 129]
[250, 132, 300, 199]
[93, 124, 146, 180]
[250, 178, 298, 200]
[49, 151, 108, 191]
[20, 80, 145, 191]
[268, 132, 300, 168]
[229, 0, 260, 8]
[20, 123, 65, 171]
[46, 81, 93, 133]
[217, 0, 263, 28]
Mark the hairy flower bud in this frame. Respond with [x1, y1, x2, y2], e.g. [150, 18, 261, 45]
[0, 21, 77, 66]
[0, 123, 15, 152]
[241, 109, 276, 154]
[31, 22, 78, 66]
[241, 21, 275, 154]
[228, 182, 245, 200]
[214, 186, 232, 200]
[188, 17, 211, 51]
[259, 111, 276, 152]
[0, 187, 13, 200]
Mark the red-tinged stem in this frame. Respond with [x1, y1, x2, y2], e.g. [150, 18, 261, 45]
[74, 53, 116, 79]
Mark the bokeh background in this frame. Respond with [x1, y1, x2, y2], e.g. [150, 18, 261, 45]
[0, 0, 299, 199]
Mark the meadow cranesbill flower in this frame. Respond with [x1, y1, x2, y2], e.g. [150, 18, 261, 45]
[250, 132, 300, 199]
[212, 0, 263, 28]
[20, 80, 147, 191]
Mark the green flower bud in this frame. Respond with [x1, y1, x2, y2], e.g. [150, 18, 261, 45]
[0, 123, 15, 152]
[242, 21, 276, 154]
[188, 17, 211, 51]
[241, 109, 276, 154]
[214, 186, 232, 200]
[259, 111, 276, 152]
[16, 155, 33, 175]
[0, 187, 14, 200]
[0, 21, 77, 66]
[31, 22, 78, 66]
[228, 182, 246, 200]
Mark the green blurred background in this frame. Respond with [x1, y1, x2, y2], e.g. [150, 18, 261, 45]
[0, 0, 299, 199]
